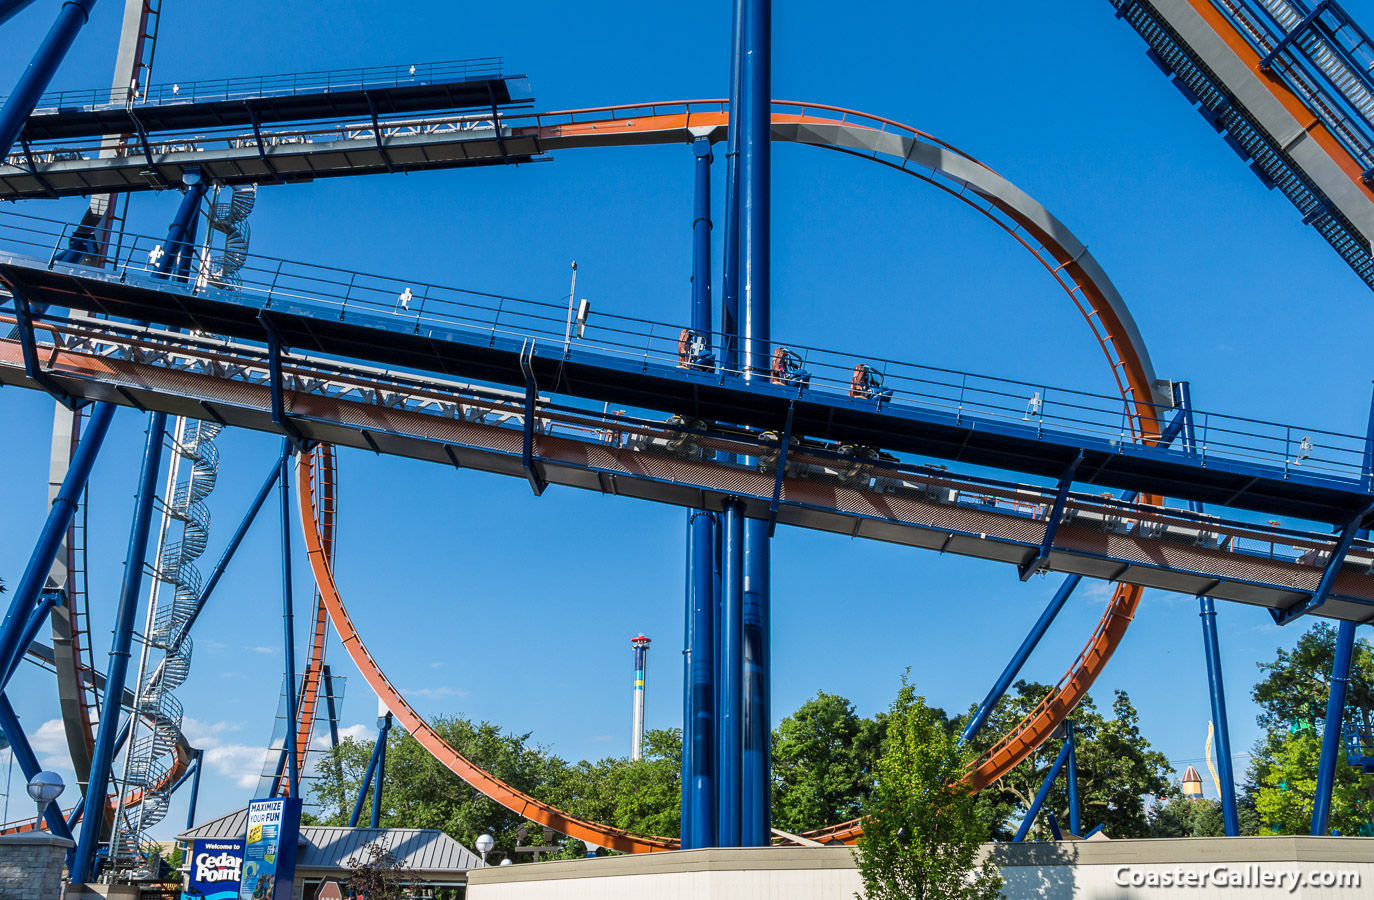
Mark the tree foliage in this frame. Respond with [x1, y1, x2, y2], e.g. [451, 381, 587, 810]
[855, 676, 1002, 900]
[771, 691, 885, 832]
[346, 841, 416, 900]
[1245, 623, 1374, 835]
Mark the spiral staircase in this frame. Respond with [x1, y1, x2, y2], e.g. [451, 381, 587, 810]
[206, 184, 255, 288]
[108, 418, 220, 874]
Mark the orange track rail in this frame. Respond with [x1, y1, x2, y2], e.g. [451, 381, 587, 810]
[297, 451, 679, 853]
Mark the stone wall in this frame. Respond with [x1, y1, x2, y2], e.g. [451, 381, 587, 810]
[0, 832, 74, 900]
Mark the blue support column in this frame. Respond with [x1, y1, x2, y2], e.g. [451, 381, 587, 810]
[72, 410, 168, 884]
[1174, 381, 1240, 836]
[1065, 722, 1080, 837]
[0, 403, 114, 681]
[348, 732, 384, 828]
[371, 714, 391, 828]
[1312, 621, 1357, 835]
[0, 696, 73, 838]
[0, 589, 64, 692]
[280, 450, 300, 799]
[720, 0, 745, 372]
[0, 0, 100, 160]
[718, 499, 744, 846]
[683, 136, 717, 850]
[738, 0, 773, 849]
[184, 750, 202, 831]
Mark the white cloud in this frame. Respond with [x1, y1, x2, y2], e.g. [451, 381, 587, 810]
[244, 646, 278, 655]
[203, 744, 275, 790]
[337, 723, 373, 743]
[402, 686, 468, 699]
[29, 719, 78, 776]
[430, 662, 443, 669]
[180, 717, 243, 749]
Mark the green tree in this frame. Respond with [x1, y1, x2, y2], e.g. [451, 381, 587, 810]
[856, 676, 1003, 900]
[1245, 623, 1374, 834]
[962, 683, 1171, 840]
[309, 715, 571, 859]
[551, 728, 682, 842]
[346, 841, 415, 900]
[771, 692, 886, 832]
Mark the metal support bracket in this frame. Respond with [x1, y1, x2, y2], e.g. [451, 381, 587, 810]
[766, 403, 795, 537]
[129, 112, 166, 186]
[487, 82, 510, 164]
[18, 137, 58, 198]
[260, 314, 311, 451]
[245, 102, 283, 182]
[11, 286, 83, 410]
[1272, 505, 1374, 625]
[519, 343, 545, 496]
[365, 93, 396, 173]
[1019, 451, 1084, 581]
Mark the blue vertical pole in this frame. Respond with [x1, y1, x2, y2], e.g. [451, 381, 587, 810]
[184, 751, 202, 832]
[687, 512, 716, 849]
[370, 715, 390, 828]
[72, 410, 168, 884]
[681, 528, 693, 841]
[0, 0, 100, 161]
[280, 451, 300, 799]
[0, 403, 114, 680]
[683, 136, 717, 849]
[1174, 381, 1240, 836]
[0, 590, 64, 691]
[154, 174, 206, 280]
[1065, 722, 1080, 836]
[739, 0, 772, 850]
[1014, 738, 1073, 842]
[1310, 384, 1374, 836]
[718, 499, 744, 846]
[720, 0, 745, 372]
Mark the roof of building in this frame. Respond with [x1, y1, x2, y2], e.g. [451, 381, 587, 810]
[178, 809, 484, 875]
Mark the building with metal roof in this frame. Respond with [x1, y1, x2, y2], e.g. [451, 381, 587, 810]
[178, 808, 485, 898]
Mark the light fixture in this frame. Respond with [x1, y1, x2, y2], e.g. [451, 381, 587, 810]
[575, 299, 591, 338]
[476, 832, 494, 865]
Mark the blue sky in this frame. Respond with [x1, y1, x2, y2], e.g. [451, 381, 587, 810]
[1, 0, 1371, 837]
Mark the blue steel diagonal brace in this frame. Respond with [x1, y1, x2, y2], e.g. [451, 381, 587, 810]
[1014, 734, 1073, 842]
[244, 102, 283, 182]
[766, 404, 794, 537]
[0, 696, 73, 839]
[1270, 503, 1374, 625]
[259, 314, 310, 451]
[487, 82, 510, 164]
[1019, 451, 1085, 580]
[365, 93, 396, 173]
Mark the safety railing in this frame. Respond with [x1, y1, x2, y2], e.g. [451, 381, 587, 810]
[1, 209, 1369, 483]
[9, 58, 512, 114]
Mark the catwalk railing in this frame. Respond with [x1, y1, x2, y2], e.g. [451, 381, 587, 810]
[0, 210, 1367, 486]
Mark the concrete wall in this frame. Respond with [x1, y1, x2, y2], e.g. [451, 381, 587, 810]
[468, 837, 1374, 900]
[0, 833, 74, 900]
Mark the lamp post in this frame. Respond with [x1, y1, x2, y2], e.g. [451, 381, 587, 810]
[26, 771, 63, 831]
[475, 832, 494, 866]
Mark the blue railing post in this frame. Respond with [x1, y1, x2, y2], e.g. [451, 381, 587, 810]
[1175, 381, 1240, 837]
[72, 410, 168, 884]
[0, 0, 101, 160]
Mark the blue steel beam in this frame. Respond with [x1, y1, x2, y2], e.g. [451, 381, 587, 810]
[0, 696, 73, 838]
[165, 440, 289, 656]
[348, 714, 391, 828]
[0, 589, 63, 692]
[1014, 735, 1073, 842]
[280, 450, 300, 799]
[1311, 620, 1358, 835]
[371, 713, 391, 828]
[1175, 380, 1240, 836]
[1271, 507, 1373, 625]
[0, 0, 100, 160]
[718, 498, 744, 847]
[683, 136, 716, 850]
[182, 751, 202, 831]
[1066, 722, 1080, 837]
[0, 402, 113, 684]
[10, 285, 79, 407]
[72, 410, 168, 884]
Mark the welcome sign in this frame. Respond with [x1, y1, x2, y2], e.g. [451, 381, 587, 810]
[182, 839, 244, 900]
[238, 797, 301, 900]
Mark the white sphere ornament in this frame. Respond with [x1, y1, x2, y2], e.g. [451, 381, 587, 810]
[475, 833, 495, 855]
[26, 771, 64, 804]
[499, 858, 514, 866]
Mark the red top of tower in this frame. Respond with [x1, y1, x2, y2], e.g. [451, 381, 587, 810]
[631, 634, 651, 647]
